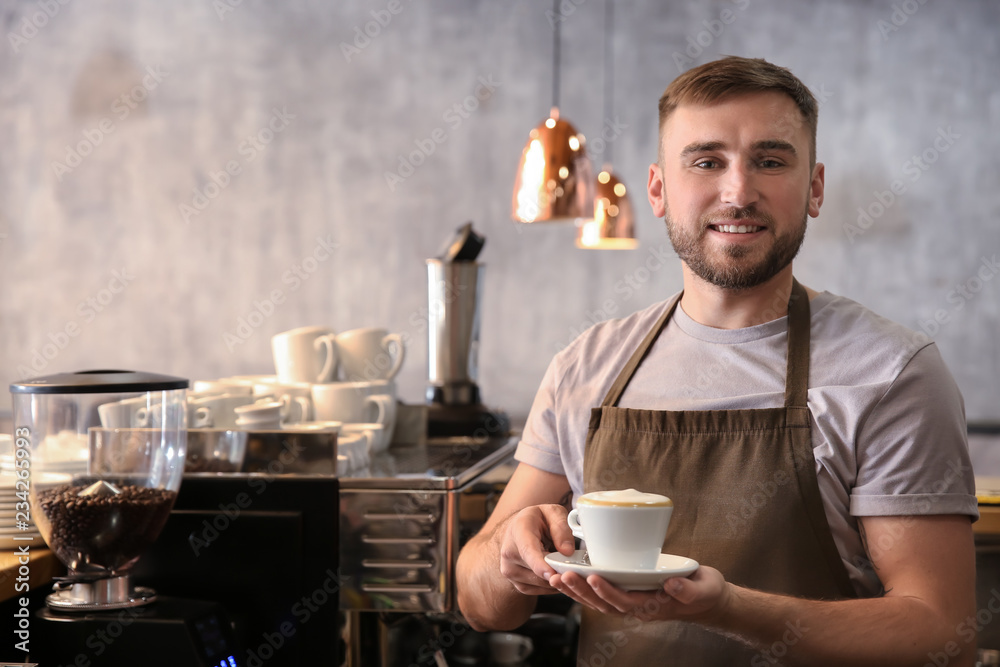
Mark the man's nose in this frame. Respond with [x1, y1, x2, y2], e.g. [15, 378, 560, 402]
[720, 165, 759, 208]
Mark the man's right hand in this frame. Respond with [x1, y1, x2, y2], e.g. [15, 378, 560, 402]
[495, 503, 577, 595]
[456, 464, 573, 631]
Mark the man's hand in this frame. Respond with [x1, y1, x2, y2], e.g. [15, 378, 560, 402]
[456, 465, 573, 631]
[549, 565, 729, 622]
[497, 504, 577, 595]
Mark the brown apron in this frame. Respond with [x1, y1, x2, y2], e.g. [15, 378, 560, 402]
[578, 279, 856, 666]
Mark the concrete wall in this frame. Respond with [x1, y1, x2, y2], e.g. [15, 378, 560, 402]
[1, 0, 998, 422]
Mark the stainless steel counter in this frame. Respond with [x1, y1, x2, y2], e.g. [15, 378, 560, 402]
[338, 433, 517, 613]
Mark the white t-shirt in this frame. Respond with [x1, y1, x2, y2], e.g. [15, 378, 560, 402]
[515, 291, 979, 596]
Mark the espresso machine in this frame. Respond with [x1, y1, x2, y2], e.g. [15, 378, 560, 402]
[10, 370, 244, 666]
[426, 223, 510, 438]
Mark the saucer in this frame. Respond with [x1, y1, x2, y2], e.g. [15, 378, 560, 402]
[545, 550, 699, 591]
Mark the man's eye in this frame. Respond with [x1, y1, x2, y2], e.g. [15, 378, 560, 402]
[759, 159, 783, 168]
[694, 159, 717, 169]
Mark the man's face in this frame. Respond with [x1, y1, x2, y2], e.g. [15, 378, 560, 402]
[647, 91, 824, 291]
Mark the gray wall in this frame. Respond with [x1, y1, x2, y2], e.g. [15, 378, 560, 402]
[1, 0, 998, 422]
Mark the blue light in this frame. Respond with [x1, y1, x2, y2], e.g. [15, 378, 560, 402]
[228, 657, 237, 667]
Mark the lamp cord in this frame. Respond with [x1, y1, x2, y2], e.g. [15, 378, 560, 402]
[552, 0, 560, 109]
[603, 0, 614, 166]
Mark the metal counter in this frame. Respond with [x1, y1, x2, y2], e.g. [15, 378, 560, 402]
[338, 434, 517, 613]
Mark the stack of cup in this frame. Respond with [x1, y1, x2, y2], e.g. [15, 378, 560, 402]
[269, 325, 404, 454]
[186, 379, 255, 429]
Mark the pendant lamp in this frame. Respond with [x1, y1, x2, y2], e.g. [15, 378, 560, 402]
[511, 0, 594, 223]
[576, 0, 637, 249]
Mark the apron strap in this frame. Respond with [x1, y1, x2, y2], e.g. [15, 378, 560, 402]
[601, 292, 682, 407]
[784, 278, 811, 409]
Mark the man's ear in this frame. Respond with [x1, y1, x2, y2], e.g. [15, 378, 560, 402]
[808, 162, 825, 218]
[648, 163, 666, 218]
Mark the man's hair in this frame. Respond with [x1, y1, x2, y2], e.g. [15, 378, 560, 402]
[658, 56, 819, 166]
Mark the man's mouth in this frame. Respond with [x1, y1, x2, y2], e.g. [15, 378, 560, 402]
[709, 224, 763, 234]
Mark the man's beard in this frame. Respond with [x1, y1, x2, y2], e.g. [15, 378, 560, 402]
[665, 204, 808, 290]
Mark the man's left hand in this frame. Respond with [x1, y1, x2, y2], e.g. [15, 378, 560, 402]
[549, 565, 730, 623]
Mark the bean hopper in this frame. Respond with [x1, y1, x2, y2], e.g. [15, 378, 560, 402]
[11, 370, 242, 666]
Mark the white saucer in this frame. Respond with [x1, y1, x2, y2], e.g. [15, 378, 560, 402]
[545, 550, 699, 591]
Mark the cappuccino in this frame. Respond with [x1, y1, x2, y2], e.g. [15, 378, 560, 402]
[577, 488, 672, 507]
[568, 488, 674, 570]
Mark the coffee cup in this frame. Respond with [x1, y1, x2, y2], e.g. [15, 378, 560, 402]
[335, 327, 406, 382]
[191, 379, 255, 397]
[272, 326, 338, 383]
[566, 488, 673, 570]
[188, 393, 254, 429]
[234, 400, 283, 429]
[311, 381, 392, 427]
[338, 432, 371, 472]
[286, 420, 342, 433]
[253, 381, 312, 424]
[341, 422, 387, 454]
[98, 396, 158, 429]
[488, 633, 533, 665]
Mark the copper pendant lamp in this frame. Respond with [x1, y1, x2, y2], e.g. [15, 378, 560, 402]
[511, 0, 594, 223]
[576, 0, 637, 249]
[577, 166, 637, 249]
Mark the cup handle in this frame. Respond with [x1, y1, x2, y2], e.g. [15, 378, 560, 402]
[518, 637, 534, 661]
[380, 333, 406, 380]
[314, 333, 339, 382]
[365, 394, 391, 426]
[194, 406, 213, 428]
[356, 430, 373, 466]
[566, 509, 585, 541]
[293, 396, 311, 422]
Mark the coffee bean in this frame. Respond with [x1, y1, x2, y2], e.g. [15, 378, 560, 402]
[34, 482, 177, 573]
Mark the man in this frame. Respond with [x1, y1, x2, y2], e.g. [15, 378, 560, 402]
[456, 56, 979, 665]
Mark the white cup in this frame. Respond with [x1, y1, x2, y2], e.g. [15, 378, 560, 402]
[488, 633, 534, 665]
[286, 420, 342, 433]
[272, 326, 338, 383]
[192, 379, 255, 397]
[98, 396, 158, 429]
[234, 400, 283, 429]
[253, 382, 312, 424]
[188, 394, 254, 429]
[341, 422, 388, 454]
[335, 327, 406, 382]
[338, 432, 371, 471]
[311, 381, 392, 426]
[566, 489, 674, 570]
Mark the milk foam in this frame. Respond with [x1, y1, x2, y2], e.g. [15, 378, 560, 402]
[578, 488, 672, 507]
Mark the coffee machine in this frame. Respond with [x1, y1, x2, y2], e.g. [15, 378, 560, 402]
[426, 223, 509, 438]
[10, 370, 244, 666]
